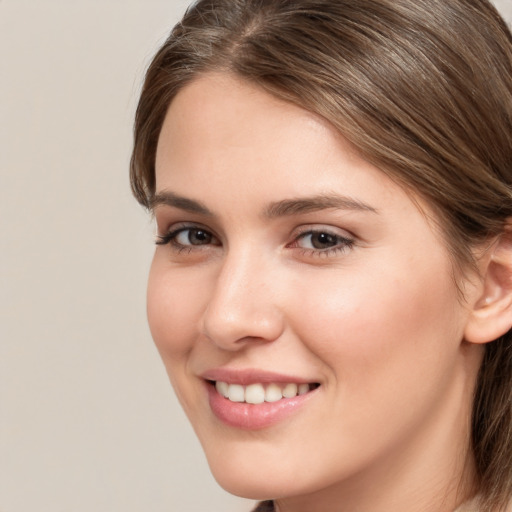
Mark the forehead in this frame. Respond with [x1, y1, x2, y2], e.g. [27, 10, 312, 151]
[158, 74, 378, 189]
[156, 72, 343, 176]
[155, 73, 436, 227]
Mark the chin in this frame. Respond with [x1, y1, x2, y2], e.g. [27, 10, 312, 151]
[211, 467, 290, 501]
[201, 446, 289, 500]
[204, 445, 331, 502]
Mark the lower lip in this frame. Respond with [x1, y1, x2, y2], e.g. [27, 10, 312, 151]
[206, 382, 317, 430]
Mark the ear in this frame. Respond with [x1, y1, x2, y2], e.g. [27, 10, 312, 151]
[464, 226, 512, 344]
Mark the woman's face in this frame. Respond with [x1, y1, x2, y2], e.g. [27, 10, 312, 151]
[149, 73, 480, 507]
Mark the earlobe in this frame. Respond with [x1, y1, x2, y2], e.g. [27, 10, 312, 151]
[464, 227, 512, 345]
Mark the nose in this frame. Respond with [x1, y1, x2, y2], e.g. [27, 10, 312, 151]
[200, 251, 285, 350]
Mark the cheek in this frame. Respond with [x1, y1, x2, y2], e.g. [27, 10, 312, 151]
[146, 254, 213, 415]
[280, 255, 466, 462]
[289, 251, 463, 386]
[146, 254, 204, 359]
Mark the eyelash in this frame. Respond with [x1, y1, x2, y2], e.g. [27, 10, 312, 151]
[155, 224, 355, 258]
[155, 224, 219, 252]
[289, 228, 355, 257]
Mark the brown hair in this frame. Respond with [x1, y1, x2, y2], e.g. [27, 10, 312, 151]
[131, 0, 512, 509]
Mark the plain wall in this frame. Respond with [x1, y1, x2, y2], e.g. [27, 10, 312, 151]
[1, 1, 511, 511]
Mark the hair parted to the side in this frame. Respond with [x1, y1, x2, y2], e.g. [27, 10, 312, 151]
[131, 0, 512, 509]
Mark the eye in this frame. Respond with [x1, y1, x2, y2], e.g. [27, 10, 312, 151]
[156, 225, 220, 249]
[175, 228, 213, 246]
[289, 228, 355, 256]
[299, 232, 341, 250]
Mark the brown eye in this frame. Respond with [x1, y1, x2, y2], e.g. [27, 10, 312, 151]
[175, 228, 214, 246]
[309, 232, 338, 249]
[291, 228, 355, 257]
[298, 232, 342, 250]
[156, 225, 220, 248]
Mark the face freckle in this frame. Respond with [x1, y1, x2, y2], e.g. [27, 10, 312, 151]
[147, 72, 480, 510]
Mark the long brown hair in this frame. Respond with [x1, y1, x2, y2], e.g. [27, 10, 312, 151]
[131, 1, 512, 509]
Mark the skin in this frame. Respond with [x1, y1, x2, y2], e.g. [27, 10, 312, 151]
[148, 73, 486, 512]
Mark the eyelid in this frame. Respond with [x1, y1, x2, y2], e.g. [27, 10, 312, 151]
[155, 221, 356, 259]
[291, 224, 355, 240]
[155, 222, 220, 247]
[287, 224, 356, 256]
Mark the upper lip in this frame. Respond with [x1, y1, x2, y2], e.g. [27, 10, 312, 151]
[201, 368, 317, 386]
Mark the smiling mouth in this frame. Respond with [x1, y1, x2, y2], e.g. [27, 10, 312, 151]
[209, 380, 320, 404]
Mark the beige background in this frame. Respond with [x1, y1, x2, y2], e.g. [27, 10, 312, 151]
[1, 1, 511, 511]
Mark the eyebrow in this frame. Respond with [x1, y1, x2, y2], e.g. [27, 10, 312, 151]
[150, 191, 378, 217]
[150, 191, 213, 215]
[263, 194, 378, 218]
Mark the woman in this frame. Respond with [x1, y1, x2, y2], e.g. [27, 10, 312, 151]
[130, 1, 512, 510]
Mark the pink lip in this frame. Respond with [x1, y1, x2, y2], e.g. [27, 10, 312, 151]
[201, 368, 314, 386]
[201, 368, 319, 430]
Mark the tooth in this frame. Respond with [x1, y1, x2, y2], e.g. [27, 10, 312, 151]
[228, 384, 245, 402]
[282, 383, 298, 398]
[215, 381, 229, 398]
[245, 384, 265, 404]
[298, 383, 309, 395]
[265, 383, 283, 402]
